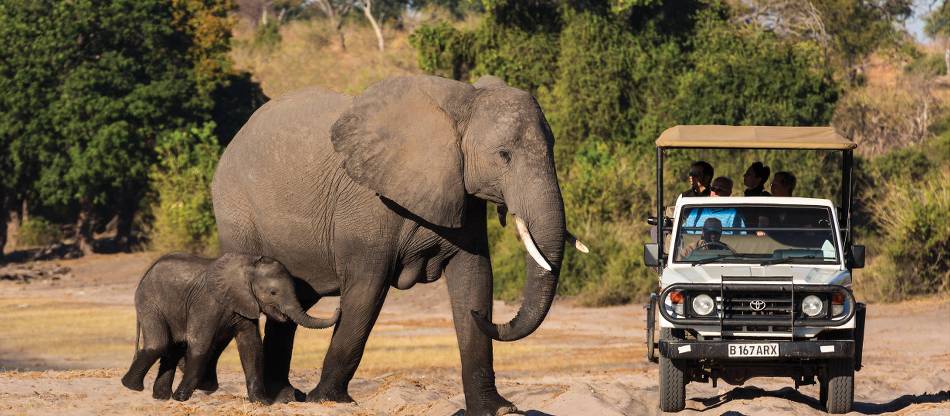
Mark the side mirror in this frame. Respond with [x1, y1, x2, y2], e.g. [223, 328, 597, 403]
[644, 243, 661, 267]
[646, 216, 673, 227]
[849, 245, 866, 269]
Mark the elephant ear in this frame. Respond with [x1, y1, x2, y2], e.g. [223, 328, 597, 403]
[206, 253, 261, 319]
[331, 76, 473, 228]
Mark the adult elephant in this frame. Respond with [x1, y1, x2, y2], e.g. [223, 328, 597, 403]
[211, 75, 585, 415]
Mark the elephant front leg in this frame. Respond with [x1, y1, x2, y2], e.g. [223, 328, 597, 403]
[307, 276, 388, 403]
[445, 250, 517, 416]
[172, 337, 213, 402]
[261, 308, 310, 403]
[234, 319, 269, 404]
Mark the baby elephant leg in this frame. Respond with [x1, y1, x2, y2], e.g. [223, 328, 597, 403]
[172, 336, 213, 402]
[197, 333, 234, 393]
[122, 316, 168, 391]
[152, 345, 184, 400]
[234, 319, 269, 404]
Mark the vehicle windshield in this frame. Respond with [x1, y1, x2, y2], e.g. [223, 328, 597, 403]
[673, 205, 840, 265]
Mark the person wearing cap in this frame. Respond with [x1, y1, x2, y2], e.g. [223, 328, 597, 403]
[681, 217, 729, 258]
[680, 161, 714, 197]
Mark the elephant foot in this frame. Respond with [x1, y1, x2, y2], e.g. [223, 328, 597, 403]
[468, 392, 517, 416]
[152, 388, 172, 401]
[197, 378, 219, 393]
[266, 383, 304, 403]
[306, 385, 355, 404]
[121, 374, 144, 391]
[171, 389, 192, 402]
[247, 393, 273, 405]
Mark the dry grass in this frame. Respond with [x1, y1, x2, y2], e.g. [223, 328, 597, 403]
[231, 19, 421, 98]
[0, 297, 634, 376]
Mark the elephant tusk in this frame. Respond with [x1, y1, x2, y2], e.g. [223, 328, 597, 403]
[567, 232, 589, 254]
[515, 216, 552, 271]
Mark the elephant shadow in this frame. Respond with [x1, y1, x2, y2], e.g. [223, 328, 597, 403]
[450, 410, 554, 416]
[688, 386, 950, 415]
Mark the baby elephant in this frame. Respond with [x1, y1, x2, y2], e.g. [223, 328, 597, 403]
[121, 253, 339, 403]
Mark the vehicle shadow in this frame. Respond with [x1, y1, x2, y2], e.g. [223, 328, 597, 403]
[689, 386, 950, 414]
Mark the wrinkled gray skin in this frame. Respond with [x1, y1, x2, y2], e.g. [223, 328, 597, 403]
[211, 75, 567, 415]
[120, 253, 339, 403]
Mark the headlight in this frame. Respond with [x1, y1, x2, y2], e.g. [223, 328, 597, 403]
[691, 294, 715, 316]
[802, 295, 824, 317]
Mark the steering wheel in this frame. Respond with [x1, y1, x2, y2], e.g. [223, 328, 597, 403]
[696, 240, 737, 255]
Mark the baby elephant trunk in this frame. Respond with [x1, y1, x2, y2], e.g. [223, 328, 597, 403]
[282, 302, 340, 329]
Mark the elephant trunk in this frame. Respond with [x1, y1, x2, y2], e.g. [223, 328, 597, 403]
[472, 183, 565, 342]
[281, 302, 340, 329]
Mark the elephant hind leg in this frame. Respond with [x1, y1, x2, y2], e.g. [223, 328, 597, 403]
[122, 315, 169, 391]
[152, 344, 184, 400]
[307, 272, 389, 404]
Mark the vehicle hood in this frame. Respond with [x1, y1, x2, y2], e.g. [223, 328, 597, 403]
[662, 265, 851, 286]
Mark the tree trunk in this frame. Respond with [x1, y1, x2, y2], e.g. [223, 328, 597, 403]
[944, 47, 949, 77]
[0, 194, 8, 261]
[336, 20, 347, 51]
[76, 198, 95, 256]
[360, 1, 385, 52]
[115, 200, 136, 253]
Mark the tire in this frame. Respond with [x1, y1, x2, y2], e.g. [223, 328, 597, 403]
[658, 329, 686, 412]
[821, 358, 854, 414]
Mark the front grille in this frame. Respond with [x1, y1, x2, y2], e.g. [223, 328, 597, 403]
[716, 287, 799, 334]
[724, 293, 794, 319]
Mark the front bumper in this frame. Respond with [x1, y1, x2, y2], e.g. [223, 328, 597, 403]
[659, 339, 854, 360]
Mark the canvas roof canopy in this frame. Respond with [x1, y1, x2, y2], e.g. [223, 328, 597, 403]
[656, 125, 857, 150]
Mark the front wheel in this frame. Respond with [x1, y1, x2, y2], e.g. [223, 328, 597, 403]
[658, 329, 686, 412]
[820, 358, 854, 414]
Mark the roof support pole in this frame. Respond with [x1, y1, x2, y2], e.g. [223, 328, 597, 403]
[657, 147, 665, 263]
[841, 150, 853, 247]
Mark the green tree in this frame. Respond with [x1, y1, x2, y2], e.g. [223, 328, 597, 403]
[149, 123, 222, 254]
[926, 0, 950, 75]
[412, 0, 845, 304]
[0, 0, 240, 255]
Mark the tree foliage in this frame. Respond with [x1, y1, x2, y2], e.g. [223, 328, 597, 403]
[0, 0, 252, 254]
[149, 123, 222, 254]
[413, 0, 845, 304]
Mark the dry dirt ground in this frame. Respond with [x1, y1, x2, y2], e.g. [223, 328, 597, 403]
[0, 252, 947, 415]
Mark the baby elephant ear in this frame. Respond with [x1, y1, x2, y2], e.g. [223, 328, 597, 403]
[206, 253, 261, 319]
[331, 76, 472, 228]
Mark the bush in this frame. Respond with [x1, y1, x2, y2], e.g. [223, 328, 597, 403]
[148, 123, 221, 255]
[409, 22, 475, 80]
[861, 166, 950, 300]
[17, 218, 62, 247]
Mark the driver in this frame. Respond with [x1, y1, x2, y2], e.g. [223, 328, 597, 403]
[681, 217, 727, 258]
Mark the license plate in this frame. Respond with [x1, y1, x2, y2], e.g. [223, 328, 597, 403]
[728, 343, 779, 357]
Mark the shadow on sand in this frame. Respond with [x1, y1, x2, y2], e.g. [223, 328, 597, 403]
[451, 410, 554, 416]
[689, 386, 950, 415]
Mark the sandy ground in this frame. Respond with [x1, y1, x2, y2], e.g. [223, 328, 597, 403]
[0, 252, 948, 415]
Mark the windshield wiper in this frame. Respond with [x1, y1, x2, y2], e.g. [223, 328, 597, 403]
[691, 254, 746, 266]
[759, 255, 833, 266]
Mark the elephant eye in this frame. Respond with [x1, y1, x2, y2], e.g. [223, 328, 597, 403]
[498, 150, 511, 164]
[270, 290, 277, 295]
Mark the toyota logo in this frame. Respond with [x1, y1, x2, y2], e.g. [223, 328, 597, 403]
[749, 300, 767, 311]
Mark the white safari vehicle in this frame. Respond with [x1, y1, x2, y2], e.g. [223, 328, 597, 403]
[643, 126, 867, 413]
